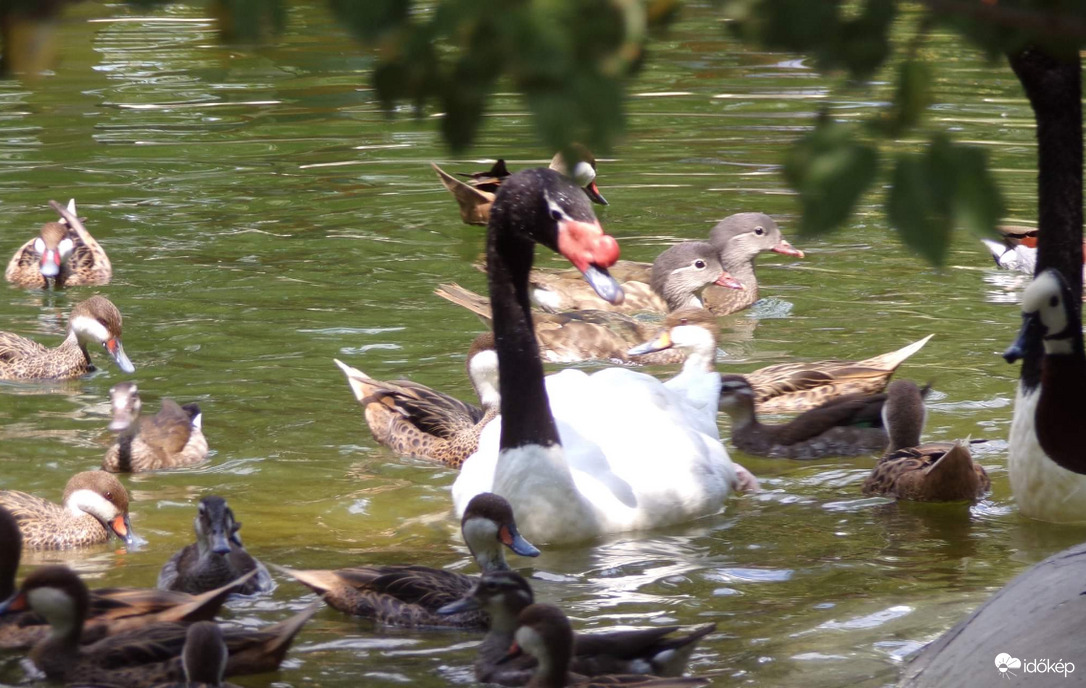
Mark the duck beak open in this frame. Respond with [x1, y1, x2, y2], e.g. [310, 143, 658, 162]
[437, 595, 482, 615]
[109, 514, 135, 546]
[499, 524, 540, 558]
[585, 182, 608, 206]
[628, 330, 672, 357]
[556, 218, 623, 305]
[715, 272, 744, 290]
[772, 240, 804, 258]
[105, 338, 136, 374]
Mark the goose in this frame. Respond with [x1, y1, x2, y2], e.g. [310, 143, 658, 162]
[451, 167, 753, 544]
[157, 496, 272, 596]
[438, 570, 716, 685]
[0, 295, 136, 380]
[717, 375, 892, 459]
[275, 492, 539, 629]
[862, 380, 990, 501]
[0, 471, 135, 549]
[434, 147, 607, 226]
[334, 331, 499, 468]
[0, 566, 317, 685]
[102, 382, 208, 472]
[1004, 269, 1086, 521]
[503, 603, 711, 688]
[4, 199, 111, 288]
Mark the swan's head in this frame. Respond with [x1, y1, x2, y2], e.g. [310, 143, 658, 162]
[1005, 269, 1080, 362]
[460, 492, 540, 572]
[628, 308, 718, 358]
[69, 296, 136, 374]
[491, 168, 623, 305]
[61, 471, 134, 546]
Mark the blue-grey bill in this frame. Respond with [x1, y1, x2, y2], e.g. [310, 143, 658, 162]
[582, 265, 624, 305]
[437, 596, 481, 615]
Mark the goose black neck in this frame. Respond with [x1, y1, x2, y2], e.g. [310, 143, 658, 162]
[1009, 48, 1083, 388]
[487, 194, 561, 451]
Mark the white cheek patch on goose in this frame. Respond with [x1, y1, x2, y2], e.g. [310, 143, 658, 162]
[70, 315, 111, 344]
[66, 488, 117, 521]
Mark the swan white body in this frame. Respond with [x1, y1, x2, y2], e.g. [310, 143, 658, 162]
[453, 366, 739, 543]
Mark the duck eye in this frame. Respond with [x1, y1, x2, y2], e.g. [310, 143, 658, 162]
[680, 318, 689, 325]
[694, 260, 706, 269]
[754, 226, 765, 235]
[104, 491, 113, 501]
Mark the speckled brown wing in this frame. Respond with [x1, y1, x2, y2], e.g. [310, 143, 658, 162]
[4, 238, 43, 286]
[703, 281, 759, 315]
[863, 443, 990, 501]
[0, 331, 49, 364]
[534, 310, 659, 363]
[371, 380, 485, 436]
[529, 272, 668, 314]
[0, 489, 65, 527]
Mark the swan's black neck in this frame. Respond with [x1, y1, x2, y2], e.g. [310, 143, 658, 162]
[487, 196, 561, 451]
[1008, 48, 1083, 390]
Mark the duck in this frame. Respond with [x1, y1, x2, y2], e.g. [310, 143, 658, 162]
[101, 382, 208, 472]
[0, 565, 318, 686]
[1003, 269, 1086, 522]
[523, 240, 744, 314]
[0, 470, 135, 549]
[158, 496, 272, 596]
[862, 380, 990, 501]
[438, 570, 716, 685]
[433, 146, 607, 226]
[717, 374, 893, 459]
[0, 503, 250, 651]
[980, 224, 1086, 275]
[4, 199, 112, 288]
[503, 603, 711, 688]
[451, 167, 754, 544]
[150, 621, 242, 688]
[742, 333, 934, 414]
[334, 331, 499, 468]
[276, 492, 539, 629]
[0, 295, 136, 380]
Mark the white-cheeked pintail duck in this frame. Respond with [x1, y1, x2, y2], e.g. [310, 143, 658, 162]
[0, 471, 135, 550]
[0, 295, 135, 380]
[102, 382, 208, 472]
[5, 199, 112, 288]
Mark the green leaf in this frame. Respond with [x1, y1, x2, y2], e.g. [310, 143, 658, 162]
[327, 0, 410, 42]
[887, 151, 952, 266]
[783, 119, 878, 236]
[950, 144, 1005, 238]
[883, 60, 933, 136]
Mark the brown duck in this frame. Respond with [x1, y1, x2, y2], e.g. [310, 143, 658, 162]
[718, 375, 898, 459]
[5, 199, 111, 288]
[157, 496, 271, 596]
[504, 604, 711, 688]
[0, 566, 317, 686]
[862, 380, 991, 501]
[334, 332, 499, 468]
[433, 146, 607, 226]
[0, 471, 135, 550]
[438, 570, 716, 685]
[0, 295, 136, 380]
[743, 334, 934, 414]
[102, 382, 208, 472]
[151, 621, 243, 688]
[276, 492, 539, 629]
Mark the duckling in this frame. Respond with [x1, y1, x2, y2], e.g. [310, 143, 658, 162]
[744, 334, 934, 413]
[100, 382, 208, 473]
[0, 566, 318, 686]
[433, 147, 606, 226]
[157, 496, 271, 596]
[717, 375, 892, 459]
[334, 331, 499, 468]
[525, 241, 744, 314]
[5, 199, 112, 288]
[862, 380, 990, 501]
[276, 492, 539, 629]
[151, 621, 242, 688]
[0, 471, 135, 549]
[438, 571, 716, 685]
[505, 604, 711, 688]
[0, 295, 135, 380]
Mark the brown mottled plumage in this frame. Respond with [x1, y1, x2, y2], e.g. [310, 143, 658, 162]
[335, 332, 499, 468]
[276, 493, 539, 629]
[718, 375, 891, 459]
[102, 382, 208, 472]
[0, 295, 135, 380]
[5, 199, 111, 288]
[0, 566, 317, 687]
[439, 571, 716, 685]
[157, 496, 271, 596]
[745, 334, 934, 414]
[509, 604, 711, 688]
[862, 380, 990, 501]
[433, 148, 606, 226]
[0, 471, 134, 550]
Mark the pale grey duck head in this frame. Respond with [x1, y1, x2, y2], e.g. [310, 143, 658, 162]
[650, 241, 744, 310]
[460, 492, 540, 573]
[708, 212, 804, 271]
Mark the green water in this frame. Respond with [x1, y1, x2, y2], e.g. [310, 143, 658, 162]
[0, 3, 1077, 687]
